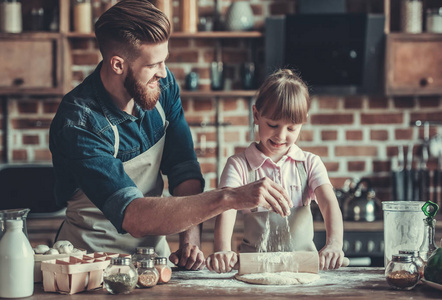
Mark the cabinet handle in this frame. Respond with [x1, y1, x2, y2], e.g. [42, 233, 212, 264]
[420, 77, 434, 87]
[13, 78, 24, 86]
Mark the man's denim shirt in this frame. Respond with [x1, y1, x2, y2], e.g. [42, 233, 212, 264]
[49, 63, 204, 233]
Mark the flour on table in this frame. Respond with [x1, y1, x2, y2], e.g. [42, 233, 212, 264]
[235, 272, 320, 285]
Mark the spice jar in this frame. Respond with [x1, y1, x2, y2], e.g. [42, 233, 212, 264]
[103, 257, 138, 295]
[132, 247, 157, 267]
[155, 257, 172, 284]
[399, 250, 425, 279]
[137, 259, 159, 288]
[385, 254, 419, 290]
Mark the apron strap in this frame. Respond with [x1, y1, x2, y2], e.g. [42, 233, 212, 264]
[295, 160, 310, 206]
[104, 101, 167, 158]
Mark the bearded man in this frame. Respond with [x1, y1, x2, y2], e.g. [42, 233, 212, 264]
[49, 0, 292, 270]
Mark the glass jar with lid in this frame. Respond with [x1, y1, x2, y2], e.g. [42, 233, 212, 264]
[154, 257, 172, 284]
[103, 257, 138, 295]
[132, 247, 157, 267]
[385, 254, 420, 290]
[398, 250, 425, 280]
[426, 7, 442, 33]
[137, 259, 159, 288]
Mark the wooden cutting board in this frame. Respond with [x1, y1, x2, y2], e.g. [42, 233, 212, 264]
[238, 251, 350, 275]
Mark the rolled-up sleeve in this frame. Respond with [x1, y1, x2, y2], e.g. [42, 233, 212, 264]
[54, 123, 141, 233]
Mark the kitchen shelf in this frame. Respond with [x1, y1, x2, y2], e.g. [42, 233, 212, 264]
[0, 32, 61, 39]
[171, 31, 263, 38]
[66, 31, 263, 39]
[180, 90, 257, 98]
[66, 32, 95, 38]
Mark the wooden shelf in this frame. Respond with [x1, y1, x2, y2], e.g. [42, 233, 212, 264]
[66, 32, 95, 38]
[0, 32, 61, 39]
[66, 31, 263, 39]
[171, 31, 263, 38]
[180, 90, 257, 98]
[387, 32, 442, 39]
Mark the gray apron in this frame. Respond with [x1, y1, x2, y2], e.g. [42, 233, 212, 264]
[57, 101, 170, 257]
[241, 160, 317, 253]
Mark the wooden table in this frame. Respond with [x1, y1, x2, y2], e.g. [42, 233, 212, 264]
[27, 267, 441, 299]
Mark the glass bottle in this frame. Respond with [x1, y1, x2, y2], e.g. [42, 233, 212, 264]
[0, 219, 34, 298]
[419, 218, 438, 263]
[385, 254, 419, 290]
[399, 250, 425, 279]
[132, 247, 157, 268]
[154, 257, 172, 284]
[103, 257, 138, 295]
[137, 259, 159, 288]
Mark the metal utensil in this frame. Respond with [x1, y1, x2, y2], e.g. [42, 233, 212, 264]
[406, 144, 414, 201]
[392, 146, 406, 200]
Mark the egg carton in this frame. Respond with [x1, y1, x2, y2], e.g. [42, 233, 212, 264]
[34, 249, 87, 283]
[41, 252, 130, 294]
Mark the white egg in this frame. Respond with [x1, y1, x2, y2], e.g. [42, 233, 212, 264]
[33, 244, 50, 254]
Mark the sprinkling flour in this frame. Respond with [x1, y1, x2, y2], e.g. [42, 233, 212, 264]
[256, 213, 292, 252]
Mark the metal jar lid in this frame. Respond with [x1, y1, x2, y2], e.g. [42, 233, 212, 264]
[139, 259, 155, 268]
[399, 250, 420, 257]
[111, 256, 132, 266]
[136, 247, 156, 255]
[154, 257, 168, 265]
[391, 254, 413, 263]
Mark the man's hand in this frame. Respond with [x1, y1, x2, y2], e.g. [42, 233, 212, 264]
[169, 243, 205, 270]
[229, 177, 292, 217]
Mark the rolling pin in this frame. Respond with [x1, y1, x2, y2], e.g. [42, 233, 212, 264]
[238, 251, 350, 275]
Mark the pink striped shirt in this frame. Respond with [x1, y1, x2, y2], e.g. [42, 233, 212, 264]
[219, 142, 332, 213]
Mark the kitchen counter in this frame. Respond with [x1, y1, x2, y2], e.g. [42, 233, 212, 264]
[27, 267, 441, 299]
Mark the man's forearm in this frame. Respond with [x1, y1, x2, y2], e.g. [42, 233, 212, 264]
[122, 179, 212, 237]
[174, 179, 203, 248]
[179, 223, 202, 247]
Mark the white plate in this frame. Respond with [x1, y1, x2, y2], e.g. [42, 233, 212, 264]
[422, 279, 442, 290]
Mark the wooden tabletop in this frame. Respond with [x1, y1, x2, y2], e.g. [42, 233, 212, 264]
[28, 267, 441, 299]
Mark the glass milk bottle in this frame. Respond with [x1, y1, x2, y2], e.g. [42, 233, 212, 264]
[0, 219, 34, 298]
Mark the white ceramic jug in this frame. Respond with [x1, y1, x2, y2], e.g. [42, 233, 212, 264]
[225, 1, 254, 31]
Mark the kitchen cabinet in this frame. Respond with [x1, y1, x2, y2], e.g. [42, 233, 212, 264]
[0, 33, 63, 96]
[385, 34, 442, 95]
[0, 0, 65, 95]
[384, 0, 442, 95]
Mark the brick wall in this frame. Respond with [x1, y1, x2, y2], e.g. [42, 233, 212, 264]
[1, 0, 442, 204]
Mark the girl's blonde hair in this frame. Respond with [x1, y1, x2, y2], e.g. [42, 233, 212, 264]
[255, 69, 310, 124]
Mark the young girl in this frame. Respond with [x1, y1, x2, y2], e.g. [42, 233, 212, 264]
[206, 69, 344, 273]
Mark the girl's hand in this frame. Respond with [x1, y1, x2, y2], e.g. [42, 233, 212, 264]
[319, 243, 345, 270]
[206, 251, 238, 273]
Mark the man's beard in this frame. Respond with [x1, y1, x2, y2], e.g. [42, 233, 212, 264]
[124, 66, 161, 111]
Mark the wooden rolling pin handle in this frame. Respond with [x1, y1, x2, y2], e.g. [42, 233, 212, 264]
[342, 257, 350, 267]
